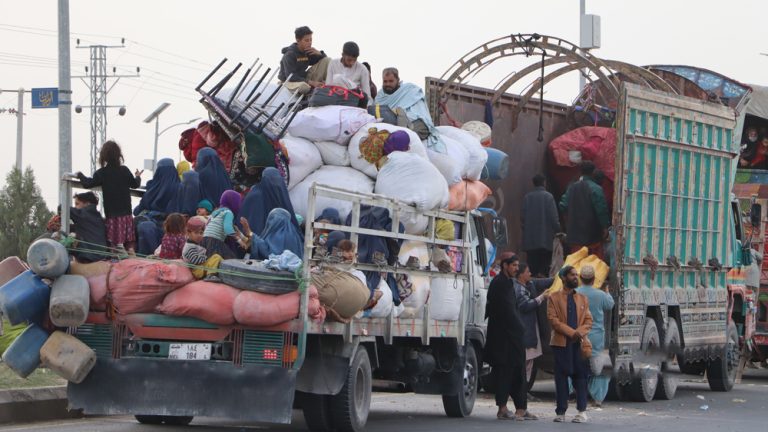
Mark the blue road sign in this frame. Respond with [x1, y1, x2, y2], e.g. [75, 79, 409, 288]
[31, 88, 59, 109]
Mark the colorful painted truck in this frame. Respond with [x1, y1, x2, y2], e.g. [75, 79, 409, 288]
[428, 74, 755, 401]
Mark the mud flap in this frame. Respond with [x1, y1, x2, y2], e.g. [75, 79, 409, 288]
[67, 358, 297, 424]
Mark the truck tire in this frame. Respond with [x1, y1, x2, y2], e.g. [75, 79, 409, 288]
[629, 319, 660, 402]
[330, 346, 372, 432]
[655, 318, 680, 400]
[302, 394, 334, 432]
[707, 323, 739, 392]
[134, 415, 163, 425]
[134, 415, 193, 426]
[442, 344, 478, 418]
[162, 416, 193, 426]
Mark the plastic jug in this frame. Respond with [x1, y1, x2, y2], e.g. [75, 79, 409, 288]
[40, 331, 96, 384]
[27, 238, 69, 278]
[1, 324, 49, 378]
[481, 147, 509, 181]
[0, 256, 28, 287]
[49, 275, 90, 327]
[0, 270, 51, 325]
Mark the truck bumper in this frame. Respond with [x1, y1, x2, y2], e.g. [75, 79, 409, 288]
[67, 358, 297, 424]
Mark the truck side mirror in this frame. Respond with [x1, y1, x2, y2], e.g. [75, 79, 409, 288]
[750, 203, 761, 228]
[492, 216, 508, 248]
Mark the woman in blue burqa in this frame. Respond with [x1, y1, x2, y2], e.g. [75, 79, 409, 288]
[167, 170, 203, 216]
[133, 158, 179, 255]
[196, 147, 232, 207]
[250, 208, 304, 260]
[240, 167, 298, 235]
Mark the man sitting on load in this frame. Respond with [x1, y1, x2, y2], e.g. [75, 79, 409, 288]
[375, 68, 445, 152]
[279, 26, 330, 94]
[325, 41, 372, 107]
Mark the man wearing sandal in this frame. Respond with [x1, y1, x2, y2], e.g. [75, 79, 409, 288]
[485, 255, 540, 421]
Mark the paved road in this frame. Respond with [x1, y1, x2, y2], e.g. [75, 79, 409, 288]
[2, 369, 767, 432]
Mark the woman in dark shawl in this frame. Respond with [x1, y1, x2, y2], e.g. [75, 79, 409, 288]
[195, 148, 232, 207]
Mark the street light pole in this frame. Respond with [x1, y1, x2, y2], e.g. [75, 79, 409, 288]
[579, 0, 586, 92]
[153, 115, 160, 171]
[143, 102, 170, 171]
[16, 88, 23, 171]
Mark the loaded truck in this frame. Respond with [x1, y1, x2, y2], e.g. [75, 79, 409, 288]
[63, 180, 503, 430]
[429, 61, 756, 399]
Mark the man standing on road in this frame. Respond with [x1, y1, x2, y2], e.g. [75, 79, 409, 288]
[575, 265, 614, 407]
[485, 256, 533, 420]
[278, 26, 330, 94]
[521, 174, 561, 277]
[513, 262, 551, 387]
[559, 161, 610, 259]
[548, 266, 593, 423]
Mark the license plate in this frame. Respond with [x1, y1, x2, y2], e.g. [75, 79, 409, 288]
[168, 343, 211, 360]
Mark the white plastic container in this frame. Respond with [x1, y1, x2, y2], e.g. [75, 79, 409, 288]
[27, 238, 69, 278]
[49, 275, 90, 327]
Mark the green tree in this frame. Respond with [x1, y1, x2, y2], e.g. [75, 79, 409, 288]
[0, 167, 53, 260]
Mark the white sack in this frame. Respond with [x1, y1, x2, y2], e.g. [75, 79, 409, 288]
[375, 152, 449, 211]
[429, 277, 464, 321]
[398, 241, 430, 267]
[348, 123, 428, 179]
[400, 275, 430, 316]
[314, 141, 351, 166]
[437, 126, 488, 181]
[282, 135, 322, 190]
[427, 147, 462, 186]
[289, 166, 374, 220]
[287, 106, 375, 145]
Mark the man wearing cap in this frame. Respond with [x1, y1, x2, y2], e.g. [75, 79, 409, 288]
[548, 265, 593, 423]
[576, 265, 614, 407]
[485, 255, 530, 420]
[325, 41, 372, 107]
[279, 26, 330, 94]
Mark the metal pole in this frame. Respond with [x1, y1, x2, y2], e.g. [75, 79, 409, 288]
[58, 0, 72, 230]
[16, 88, 23, 171]
[579, 0, 587, 92]
[152, 116, 160, 171]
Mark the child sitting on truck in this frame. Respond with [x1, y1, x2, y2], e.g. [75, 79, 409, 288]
[157, 213, 187, 260]
[182, 216, 222, 279]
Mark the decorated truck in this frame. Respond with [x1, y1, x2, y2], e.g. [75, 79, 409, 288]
[426, 35, 758, 401]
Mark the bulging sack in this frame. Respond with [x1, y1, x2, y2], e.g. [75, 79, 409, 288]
[348, 123, 428, 178]
[436, 126, 488, 181]
[287, 106, 375, 145]
[311, 268, 370, 320]
[447, 180, 492, 211]
[314, 141, 351, 166]
[375, 152, 449, 211]
[290, 166, 374, 220]
[232, 285, 323, 327]
[366, 279, 393, 318]
[281, 135, 322, 190]
[69, 261, 111, 278]
[430, 277, 463, 321]
[87, 274, 107, 312]
[156, 281, 241, 325]
[108, 259, 194, 315]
